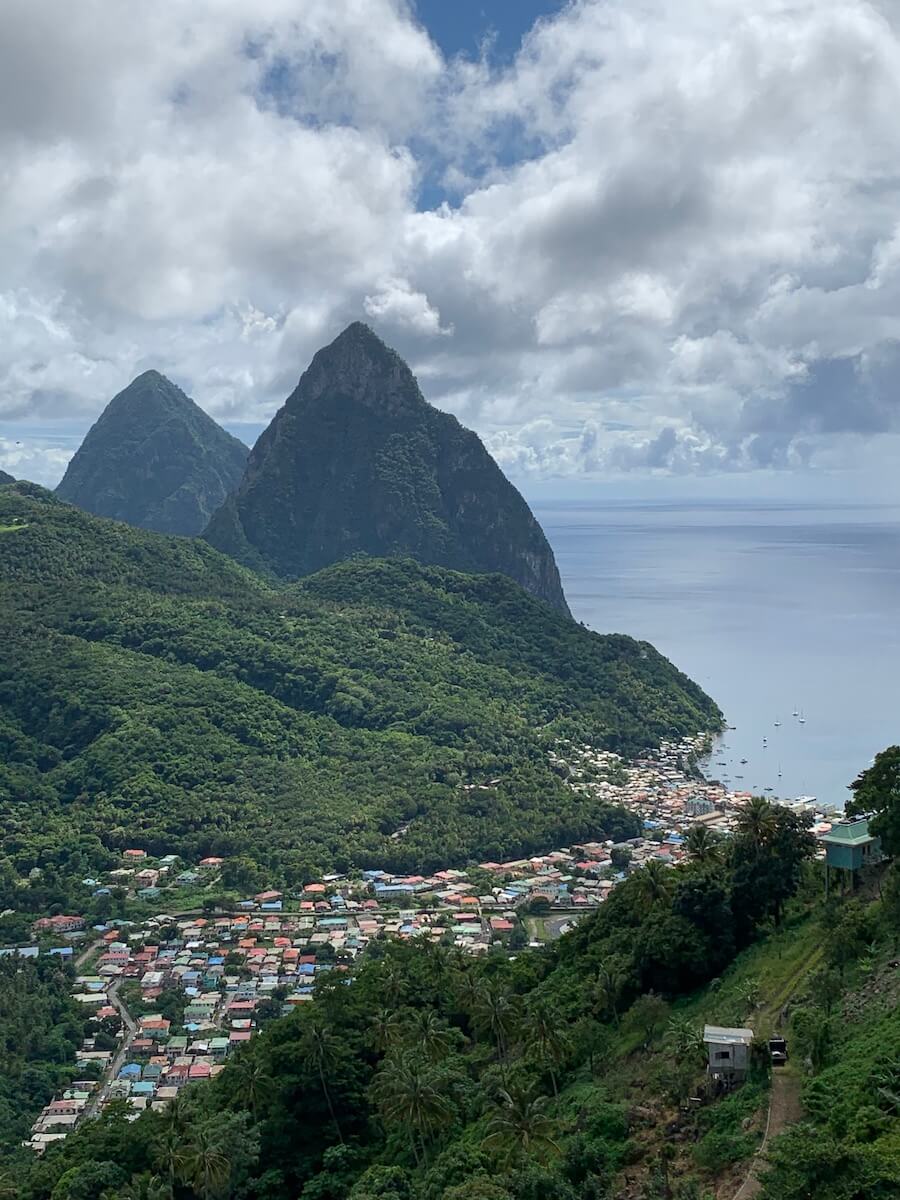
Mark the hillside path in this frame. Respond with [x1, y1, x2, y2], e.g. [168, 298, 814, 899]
[731, 1068, 803, 1199]
[730, 934, 822, 1199]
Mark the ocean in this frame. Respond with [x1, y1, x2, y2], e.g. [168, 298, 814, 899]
[535, 500, 900, 810]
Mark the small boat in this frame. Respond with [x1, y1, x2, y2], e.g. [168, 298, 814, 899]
[792, 709, 799, 717]
[774, 720, 781, 727]
[798, 712, 806, 724]
[740, 758, 748, 765]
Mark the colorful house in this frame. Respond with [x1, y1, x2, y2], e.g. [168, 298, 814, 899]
[821, 816, 882, 891]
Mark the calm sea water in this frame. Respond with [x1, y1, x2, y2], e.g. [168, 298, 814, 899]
[534, 501, 900, 809]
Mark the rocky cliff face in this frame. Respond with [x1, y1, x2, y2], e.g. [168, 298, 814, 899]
[56, 371, 248, 536]
[204, 323, 570, 614]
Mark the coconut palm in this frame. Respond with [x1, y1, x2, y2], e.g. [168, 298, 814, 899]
[473, 982, 520, 1066]
[592, 961, 627, 1026]
[370, 1006, 406, 1053]
[380, 958, 407, 1008]
[684, 824, 723, 866]
[635, 859, 674, 908]
[404, 1007, 456, 1062]
[298, 1017, 344, 1143]
[522, 1001, 570, 1101]
[230, 1055, 273, 1121]
[452, 964, 482, 1019]
[736, 796, 777, 850]
[151, 1094, 191, 1192]
[174, 1125, 231, 1200]
[372, 1052, 454, 1168]
[118, 1174, 173, 1200]
[482, 1088, 561, 1164]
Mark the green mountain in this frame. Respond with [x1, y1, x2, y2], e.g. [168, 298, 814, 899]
[0, 483, 720, 876]
[204, 323, 571, 614]
[55, 370, 248, 535]
[0, 470, 14, 485]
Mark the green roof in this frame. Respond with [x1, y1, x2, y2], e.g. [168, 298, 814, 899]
[821, 818, 875, 847]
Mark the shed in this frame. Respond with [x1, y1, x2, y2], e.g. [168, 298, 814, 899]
[703, 1025, 753, 1081]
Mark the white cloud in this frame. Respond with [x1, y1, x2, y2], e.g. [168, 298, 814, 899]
[4, 0, 900, 483]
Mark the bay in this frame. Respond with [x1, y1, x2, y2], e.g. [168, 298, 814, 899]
[535, 500, 900, 809]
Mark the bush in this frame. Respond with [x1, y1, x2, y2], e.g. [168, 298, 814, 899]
[692, 1128, 757, 1173]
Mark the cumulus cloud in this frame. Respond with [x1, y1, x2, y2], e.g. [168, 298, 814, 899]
[4, 0, 900, 483]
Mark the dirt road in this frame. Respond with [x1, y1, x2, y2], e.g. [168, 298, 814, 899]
[732, 1068, 803, 1199]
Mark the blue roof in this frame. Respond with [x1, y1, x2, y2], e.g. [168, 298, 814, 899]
[118, 1063, 141, 1078]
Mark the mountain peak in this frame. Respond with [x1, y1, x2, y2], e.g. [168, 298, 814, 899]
[56, 373, 248, 536]
[292, 321, 421, 419]
[205, 327, 571, 615]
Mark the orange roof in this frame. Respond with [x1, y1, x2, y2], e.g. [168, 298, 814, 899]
[304, 883, 326, 894]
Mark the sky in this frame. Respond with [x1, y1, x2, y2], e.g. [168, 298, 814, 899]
[3, 0, 900, 499]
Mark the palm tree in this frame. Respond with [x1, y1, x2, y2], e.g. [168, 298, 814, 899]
[118, 1174, 173, 1200]
[380, 958, 407, 1008]
[370, 1006, 406, 1054]
[634, 859, 674, 909]
[482, 1088, 561, 1164]
[403, 1008, 456, 1062]
[151, 1094, 191, 1193]
[473, 982, 520, 1067]
[372, 1053, 454, 1168]
[230, 1055, 273, 1121]
[684, 824, 723, 866]
[299, 1017, 344, 1143]
[522, 1001, 570, 1101]
[736, 796, 777, 851]
[592, 961, 626, 1026]
[174, 1126, 231, 1200]
[452, 964, 482, 1022]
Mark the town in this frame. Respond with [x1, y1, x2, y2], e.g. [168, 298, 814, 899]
[16, 735, 844, 1153]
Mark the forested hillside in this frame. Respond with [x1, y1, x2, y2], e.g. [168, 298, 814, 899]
[0, 483, 721, 882]
[14, 787, 881, 1200]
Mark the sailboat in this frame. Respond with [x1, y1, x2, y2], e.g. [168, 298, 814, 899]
[798, 710, 806, 724]
[792, 707, 799, 717]
[774, 718, 782, 727]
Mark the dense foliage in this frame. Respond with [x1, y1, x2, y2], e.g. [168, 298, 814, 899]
[849, 745, 900, 857]
[0, 957, 87, 1156]
[55, 371, 248, 536]
[13, 796, 816, 1199]
[757, 862, 900, 1199]
[0, 484, 720, 885]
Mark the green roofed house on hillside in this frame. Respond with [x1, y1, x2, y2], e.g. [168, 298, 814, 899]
[822, 816, 882, 893]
